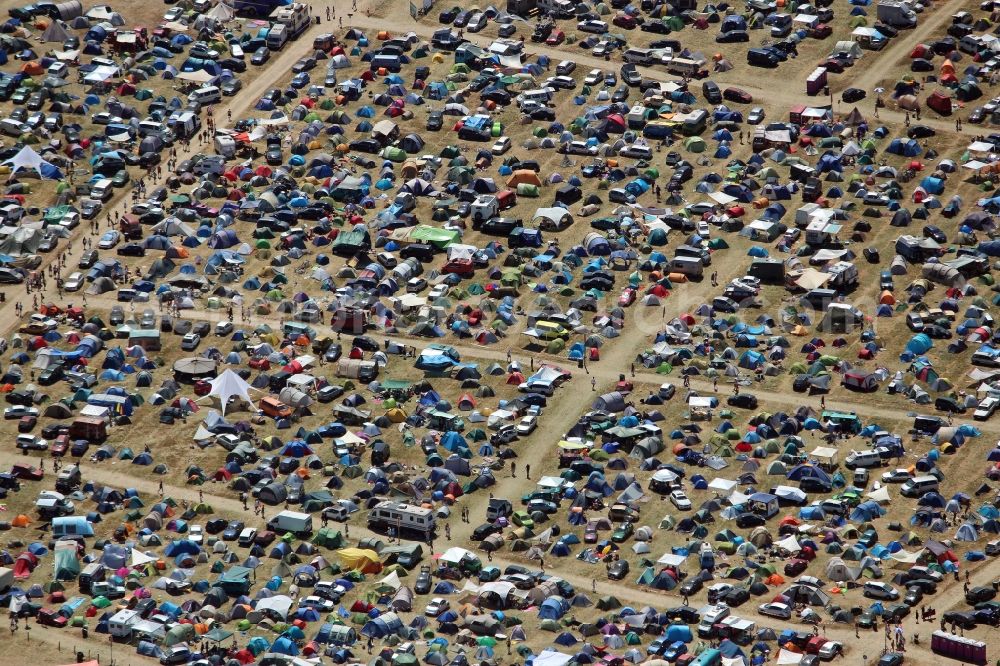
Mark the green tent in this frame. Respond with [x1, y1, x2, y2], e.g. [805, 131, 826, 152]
[684, 136, 706, 153]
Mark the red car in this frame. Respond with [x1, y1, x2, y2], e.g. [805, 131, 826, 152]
[17, 415, 36, 433]
[612, 13, 637, 29]
[546, 29, 565, 45]
[254, 530, 276, 546]
[723, 87, 753, 104]
[51, 434, 69, 457]
[36, 609, 67, 628]
[441, 259, 474, 276]
[784, 558, 809, 576]
[10, 464, 43, 481]
[618, 287, 636, 306]
[820, 58, 845, 73]
[810, 23, 832, 38]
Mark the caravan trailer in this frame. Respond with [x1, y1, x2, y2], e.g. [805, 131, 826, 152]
[368, 501, 436, 537]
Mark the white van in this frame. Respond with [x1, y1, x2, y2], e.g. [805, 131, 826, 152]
[188, 85, 222, 106]
[844, 449, 882, 469]
[515, 88, 553, 107]
[901, 475, 939, 498]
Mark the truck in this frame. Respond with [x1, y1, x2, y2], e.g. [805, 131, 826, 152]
[877, 1, 917, 28]
[266, 510, 314, 537]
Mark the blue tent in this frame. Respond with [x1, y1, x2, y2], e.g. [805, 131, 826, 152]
[538, 597, 569, 620]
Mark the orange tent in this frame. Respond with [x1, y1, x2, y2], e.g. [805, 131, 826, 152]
[20, 61, 43, 75]
[11, 515, 30, 527]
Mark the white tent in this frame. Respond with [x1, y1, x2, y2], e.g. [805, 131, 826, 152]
[208, 368, 253, 415]
[206, 2, 236, 20]
[4, 145, 46, 177]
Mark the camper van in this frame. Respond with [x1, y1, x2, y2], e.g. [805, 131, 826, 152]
[368, 501, 436, 537]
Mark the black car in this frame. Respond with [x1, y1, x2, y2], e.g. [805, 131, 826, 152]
[426, 111, 444, 131]
[415, 566, 433, 594]
[966, 586, 997, 604]
[0, 268, 23, 284]
[453, 9, 471, 26]
[324, 344, 343, 362]
[116, 243, 145, 257]
[349, 138, 381, 154]
[679, 578, 703, 597]
[471, 522, 502, 541]
[722, 587, 750, 607]
[251, 47, 271, 66]
[799, 477, 832, 494]
[205, 518, 228, 534]
[716, 30, 749, 42]
[439, 6, 460, 23]
[352, 335, 379, 352]
[608, 560, 630, 580]
[665, 606, 700, 624]
[842, 87, 866, 103]
[943, 611, 977, 630]
[907, 124, 936, 139]
[923, 225, 947, 243]
[727, 393, 758, 409]
[735, 512, 765, 528]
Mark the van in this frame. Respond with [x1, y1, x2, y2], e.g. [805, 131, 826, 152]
[90, 178, 114, 202]
[187, 86, 222, 106]
[747, 48, 779, 68]
[0, 118, 25, 137]
[901, 475, 939, 498]
[259, 396, 293, 419]
[556, 60, 576, 75]
[623, 48, 653, 65]
[801, 288, 837, 310]
[676, 244, 711, 266]
[370, 54, 402, 72]
[844, 449, 882, 470]
[702, 81, 722, 104]
[669, 256, 704, 278]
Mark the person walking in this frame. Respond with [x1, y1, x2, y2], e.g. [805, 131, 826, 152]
[591, 377, 596, 391]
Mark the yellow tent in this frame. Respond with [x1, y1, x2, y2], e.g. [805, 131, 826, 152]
[336, 548, 382, 573]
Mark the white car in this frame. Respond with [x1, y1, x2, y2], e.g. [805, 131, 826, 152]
[758, 602, 792, 619]
[424, 597, 450, 617]
[188, 525, 203, 544]
[881, 468, 913, 484]
[98, 230, 121, 249]
[818, 642, 843, 660]
[669, 489, 691, 511]
[16, 434, 47, 451]
[163, 6, 185, 20]
[696, 220, 711, 237]
[64, 272, 84, 292]
[406, 277, 427, 293]
[428, 284, 450, 300]
[584, 69, 603, 86]
[491, 136, 511, 155]
[863, 581, 899, 600]
[299, 595, 335, 612]
[974, 396, 999, 420]
[516, 415, 537, 436]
